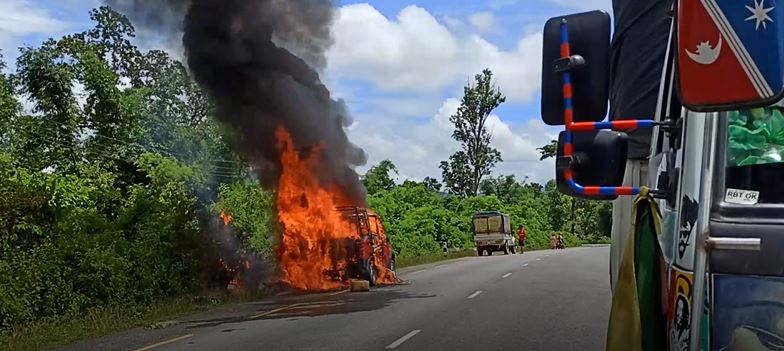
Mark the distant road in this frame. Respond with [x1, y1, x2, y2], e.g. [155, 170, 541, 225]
[61, 247, 611, 351]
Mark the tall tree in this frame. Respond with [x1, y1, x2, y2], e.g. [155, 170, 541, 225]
[440, 68, 505, 197]
[421, 176, 442, 192]
[0, 52, 19, 150]
[537, 139, 558, 160]
[362, 159, 398, 195]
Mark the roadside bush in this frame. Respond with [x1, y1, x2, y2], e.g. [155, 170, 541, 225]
[366, 179, 600, 257]
[212, 180, 276, 258]
[0, 154, 206, 330]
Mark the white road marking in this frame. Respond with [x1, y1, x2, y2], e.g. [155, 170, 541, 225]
[536, 258, 542, 261]
[502, 273, 512, 278]
[411, 269, 427, 275]
[467, 290, 483, 299]
[329, 289, 349, 296]
[133, 334, 194, 351]
[386, 329, 422, 349]
[522, 263, 529, 267]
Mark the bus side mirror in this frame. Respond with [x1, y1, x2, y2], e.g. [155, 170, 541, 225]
[556, 130, 628, 200]
[541, 10, 611, 125]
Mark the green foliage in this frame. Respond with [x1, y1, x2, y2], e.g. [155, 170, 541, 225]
[212, 181, 276, 258]
[0, 7, 241, 332]
[0, 53, 18, 150]
[421, 177, 442, 192]
[727, 107, 784, 166]
[361, 159, 398, 195]
[537, 139, 558, 160]
[440, 68, 505, 197]
[367, 174, 609, 258]
[0, 155, 206, 329]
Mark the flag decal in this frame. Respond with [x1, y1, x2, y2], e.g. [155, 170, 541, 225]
[678, 0, 784, 109]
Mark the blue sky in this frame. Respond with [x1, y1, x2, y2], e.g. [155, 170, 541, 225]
[0, 0, 612, 184]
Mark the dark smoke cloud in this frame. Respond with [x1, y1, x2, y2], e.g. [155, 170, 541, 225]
[105, 0, 368, 204]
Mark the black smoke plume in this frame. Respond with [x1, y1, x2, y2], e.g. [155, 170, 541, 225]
[105, 0, 368, 204]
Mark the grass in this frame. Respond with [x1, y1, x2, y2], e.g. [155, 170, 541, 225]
[0, 292, 267, 351]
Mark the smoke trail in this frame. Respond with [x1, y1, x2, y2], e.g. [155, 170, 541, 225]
[105, 0, 368, 204]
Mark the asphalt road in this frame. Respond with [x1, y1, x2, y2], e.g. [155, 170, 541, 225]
[61, 246, 611, 351]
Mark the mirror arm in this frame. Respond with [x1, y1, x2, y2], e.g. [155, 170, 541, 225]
[558, 18, 660, 198]
[553, 55, 585, 73]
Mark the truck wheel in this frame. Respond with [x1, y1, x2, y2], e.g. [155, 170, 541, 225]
[503, 244, 510, 255]
[477, 248, 484, 256]
[486, 249, 492, 256]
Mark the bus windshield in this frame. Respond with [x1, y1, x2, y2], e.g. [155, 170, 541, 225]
[725, 106, 784, 204]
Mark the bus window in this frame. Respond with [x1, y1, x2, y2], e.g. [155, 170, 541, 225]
[725, 106, 784, 204]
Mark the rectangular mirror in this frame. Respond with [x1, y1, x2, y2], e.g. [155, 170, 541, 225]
[541, 10, 611, 126]
[556, 130, 629, 200]
[678, 0, 784, 111]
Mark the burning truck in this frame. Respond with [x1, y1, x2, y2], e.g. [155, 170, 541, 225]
[331, 206, 396, 286]
[107, 0, 396, 292]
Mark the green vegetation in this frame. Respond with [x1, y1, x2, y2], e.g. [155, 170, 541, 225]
[0, 6, 611, 348]
[366, 170, 611, 259]
[439, 69, 505, 197]
[0, 6, 260, 337]
[728, 106, 784, 166]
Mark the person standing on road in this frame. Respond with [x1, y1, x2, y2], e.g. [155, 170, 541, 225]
[517, 225, 527, 254]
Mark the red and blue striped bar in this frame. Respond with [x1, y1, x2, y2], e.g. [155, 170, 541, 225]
[558, 19, 643, 197]
[567, 119, 657, 132]
[560, 20, 574, 126]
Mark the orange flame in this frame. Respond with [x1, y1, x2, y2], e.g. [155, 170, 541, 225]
[220, 211, 233, 226]
[368, 214, 398, 284]
[275, 126, 359, 291]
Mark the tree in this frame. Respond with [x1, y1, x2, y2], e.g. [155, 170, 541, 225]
[440, 68, 505, 197]
[544, 180, 571, 233]
[0, 52, 19, 150]
[421, 177, 442, 192]
[362, 159, 398, 195]
[0, 6, 253, 332]
[480, 174, 525, 203]
[537, 140, 558, 160]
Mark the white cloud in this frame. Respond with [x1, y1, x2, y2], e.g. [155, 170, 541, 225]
[326, 4, 543, 103]
[350, 97, 558, 185]
[0, 1, 67, 51]
[434, 97, 460, 130]
[468, 11, 498, 34]
[442, 15, 465, 31]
